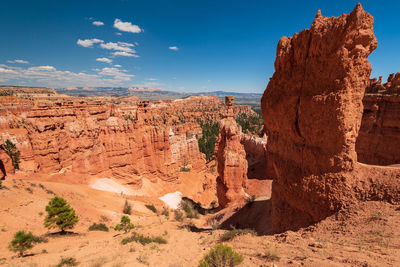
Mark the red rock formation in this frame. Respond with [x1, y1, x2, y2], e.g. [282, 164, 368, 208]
[0, 93, 249, 187]
[366, 73, 400, 94]
[240, 133, 269, 179]
[216, 96, 248, 208]
[357, 93, 400, 165]
[261, 4, 399, 232]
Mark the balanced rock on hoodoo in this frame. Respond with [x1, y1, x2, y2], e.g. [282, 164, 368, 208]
[262, 3, 400, 233]
[216, 96, 248, 208]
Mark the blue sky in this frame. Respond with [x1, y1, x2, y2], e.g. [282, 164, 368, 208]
[0, 0, 399, 93]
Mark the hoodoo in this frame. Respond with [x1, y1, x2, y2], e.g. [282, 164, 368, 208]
[261, 3, 400, 232]
[216, 96, 248, 208]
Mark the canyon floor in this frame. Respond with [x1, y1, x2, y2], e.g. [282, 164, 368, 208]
[0, 173, 399, 267]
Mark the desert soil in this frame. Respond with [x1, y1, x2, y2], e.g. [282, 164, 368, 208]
[0, 174, 399, 267]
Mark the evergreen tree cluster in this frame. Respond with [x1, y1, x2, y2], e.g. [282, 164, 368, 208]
[197, 119, 219, 161]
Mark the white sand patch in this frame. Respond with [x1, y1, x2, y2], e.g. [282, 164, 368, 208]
[159, 191, 182, 209]
[90, 178, 135, 195]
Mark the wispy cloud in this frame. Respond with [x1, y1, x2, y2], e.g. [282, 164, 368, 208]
[100, 41, 135, 52]
[96, 57, 112, 63]
[112, 51, 139, 57]
[113, 18, 142, 33]
[168, 46, 179, 51]
[114, 65, 122, 67]
[146, 78, 157, 81]
[92, 21, 104, 26]
[7, 59, 29, 64]
[77, 38, 104, 48]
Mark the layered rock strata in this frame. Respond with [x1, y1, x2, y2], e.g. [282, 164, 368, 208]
[1, 95, 239, 185]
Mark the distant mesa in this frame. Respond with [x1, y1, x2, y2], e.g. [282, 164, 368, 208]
[128, 87, 162, 92]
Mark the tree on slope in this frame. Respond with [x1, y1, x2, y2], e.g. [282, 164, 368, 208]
[9, 231, 35, 257]
[44, 196, 79, 234]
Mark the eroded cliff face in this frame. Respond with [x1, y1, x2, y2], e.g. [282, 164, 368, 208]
[261, 4, 399, 232]
[0, 95, 236, 186]
[356, 75, 400, 165]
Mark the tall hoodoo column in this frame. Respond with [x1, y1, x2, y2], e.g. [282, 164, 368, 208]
[261, 4, 379, 232]
[216, 96, 248, 208]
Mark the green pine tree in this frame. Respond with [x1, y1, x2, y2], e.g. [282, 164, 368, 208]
[44, 196, 79, 233]
[9, 231, 35, 257]
[114, 215, 134, 233]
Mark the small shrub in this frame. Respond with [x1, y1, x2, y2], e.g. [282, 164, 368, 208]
[0, 180, 3, 189]
[89, 223, 109, 232]
[56, 257, 78, 267]
[100, 215, 109, 222]
[121, 232, 167, 245]
[199, 244, 243, 267]
[136, 253, 149, 265]
[32, 234, 48, 243]
[180, 166, 191, 172]
[174, 210, 184, 222]
[262, 247, 281, 262]
[145, 204, 157, 214]
[180, 199, 199, 219]
[219, 228, 256, 242]
[114, 216, 134, 233]
[161, 207, 169, 217]
[26, 187, 33, 194]
[8, 231, 35, 257]
[123, 199, 132, 215]
[42, 249, 48, 254]
[44, 196, 79, 233]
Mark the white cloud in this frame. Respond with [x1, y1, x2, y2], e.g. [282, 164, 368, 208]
[28, 65, 56, 71]
[116, 32, 122, 36]
[0, 64, 135, 87]
[77, 38, 104, 48]
[0, 67, 18, 74]
[99, 67, 134, 81]
[100, 42, 135, 52]
[112, 51, 139, 58]
[114, 65, 122, 67]
[113, 18, 142, 33]
[92, 21, 104, 26]
[7, 59, 29, 64]
[96, 57, 112, 63]
[168, 46, 179, 51]
[146, 78, 157, 81]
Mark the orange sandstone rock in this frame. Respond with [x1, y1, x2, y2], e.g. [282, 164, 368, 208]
[261, 4, 399, 233]
[216, 97, 248, 208]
